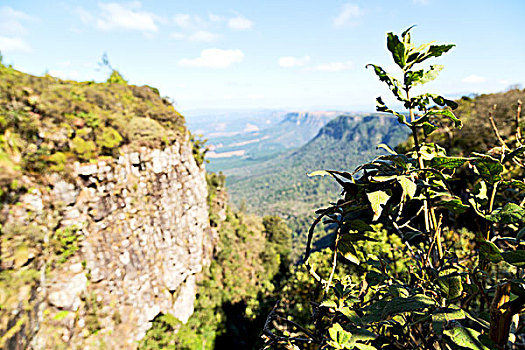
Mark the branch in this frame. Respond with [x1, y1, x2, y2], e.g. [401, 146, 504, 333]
[516, 99, 522, 143]
[488, 104, 509, 151]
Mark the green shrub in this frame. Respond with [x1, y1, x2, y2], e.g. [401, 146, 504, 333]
[96, 126, 123, 150]
[70, 137, 97, 161]
[48, 152, 67, 172]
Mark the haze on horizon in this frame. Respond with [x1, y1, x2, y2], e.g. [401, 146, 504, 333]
[1, 0, 523, 114]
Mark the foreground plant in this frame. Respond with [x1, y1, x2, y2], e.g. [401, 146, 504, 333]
[263, 27, 525, 349]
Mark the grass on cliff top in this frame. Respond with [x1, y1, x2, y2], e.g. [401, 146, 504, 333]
[0, 63, 187, 188]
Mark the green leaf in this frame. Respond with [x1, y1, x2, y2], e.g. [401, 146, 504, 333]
[381, 294, 435, 318]
[424, 109, 462, 128]
[517, 227, 525, 241]
[405, 64, 444, 87]
[412, 44, 456, 65]
[437, 269, 463, 299]
[386, 32, 406, 69]
[479, 240, 503, 263]
[366, 190, 390, 221]
[437, 198, 469, 214]
[472, 156, 503, 185]
[340, 307, 362, 325]
[422, 122, 439, 136]
[503, 146, 525, 163]
[410, 93, 458, 111]
[430, 156, 468, 170]
[339, 235, 360, 265]
[366, 64, 405, 101]
[432, 306, 465, 334]
[321, 299, 338, 309]
[486, 203, 525, 224]
[443, 327, 490, 350]
[377, 143, 397, 155]
[501, 251, 525, 268]
[308, 170, 331, 177]
[328, 323, 352, 349]
[375, 96, 409, 125]
[398, 176, 417, 201]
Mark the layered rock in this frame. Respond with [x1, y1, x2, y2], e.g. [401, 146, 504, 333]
[1, 138, 212, 349]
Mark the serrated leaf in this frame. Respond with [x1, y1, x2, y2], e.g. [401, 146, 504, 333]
[472, 157, 503, 185]
[405, 65, 444, 87]
[501, 251, 525, 268]
[366, 64, 405, 101]
[443, 327, 489, 350]
[366, 190, 390, 221]
[486, 203, 525, 224]
[386, 32, 406, 69]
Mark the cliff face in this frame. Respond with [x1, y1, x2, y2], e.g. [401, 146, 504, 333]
[0, 66, 214, 349]
[2, 140, 212, 349]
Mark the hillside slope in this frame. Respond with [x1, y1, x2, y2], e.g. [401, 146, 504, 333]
[205, 111, 337, 172]
[225, 114, 410, 253]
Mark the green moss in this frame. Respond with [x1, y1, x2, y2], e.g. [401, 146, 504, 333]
[125, 117, 165, 143]
[48, 152, 67, 172]
[70, 137, 97, 161]
[50, 225, 81, 264]
[96, 126, 122, 150]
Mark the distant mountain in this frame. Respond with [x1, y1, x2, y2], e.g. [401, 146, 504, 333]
[224, 114, 410, 253]
[204, 111, 339, 172]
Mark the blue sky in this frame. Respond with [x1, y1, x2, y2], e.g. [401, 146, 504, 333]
[1, 1, 524, 114]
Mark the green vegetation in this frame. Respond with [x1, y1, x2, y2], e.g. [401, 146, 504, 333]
[264, 27, 525, 350]
[226, 114, 410, 259]
[0, 61, 186, 193]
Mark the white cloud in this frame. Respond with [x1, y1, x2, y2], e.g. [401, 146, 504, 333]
[228, 15, 253, 30]
[333, 3, 362, 27]
[174, 13, 192, 28]
[96, 2, 158, 32]
[0, 6, 32, 36]
[413, 0, 430, 4]
[179, 48, 244, 68]
[171, 30, 220, 42]
[312, 61, 353, 72]
[278, 56, 311, 68]
[462, 75, 487, 83]
[0, 36, 31, 53]
[208, 13, 222, 22]
[75, 7, 93, 24]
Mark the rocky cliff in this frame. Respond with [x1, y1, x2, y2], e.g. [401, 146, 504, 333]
[0, 65, 214, 348]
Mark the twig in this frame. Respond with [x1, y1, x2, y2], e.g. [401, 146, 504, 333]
[488, 104, 509, 151]
[516, 100, 522, 143]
